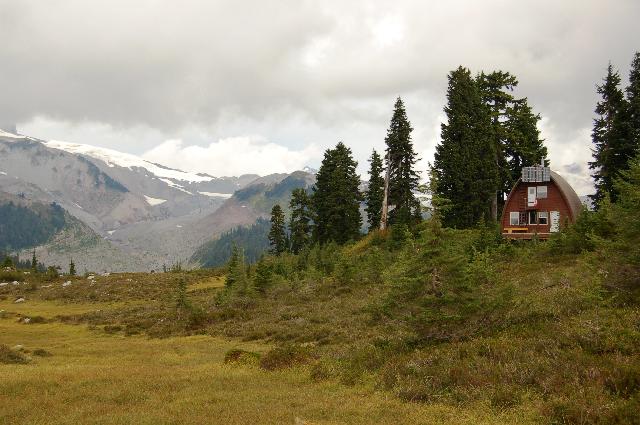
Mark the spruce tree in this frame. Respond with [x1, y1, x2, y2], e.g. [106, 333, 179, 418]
[253, 256, 272, 294]
[176, 277, 190, 310]
[268, 204, 287, 254]
[384, 98, 421, 226]
[225, 245, 240, 288]
[504, 98, 548, 185]
[589, 63, 634, 205]
[311, 142, 362, 244]
[626, 52, 640, 149]
[289, 189, 311, 254]
[477, 72, 548, 218]
[476, 71, 516, 220]
[365, 149, 384, 231]
[31, 250, 37, 272]
[434, 66, 498, 228]
[69, 258, 76, 276]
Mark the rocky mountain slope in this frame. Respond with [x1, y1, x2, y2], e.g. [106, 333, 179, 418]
[0, 127, 315, 271]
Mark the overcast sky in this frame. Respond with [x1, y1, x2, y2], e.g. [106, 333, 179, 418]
[1, 0, 639, 195]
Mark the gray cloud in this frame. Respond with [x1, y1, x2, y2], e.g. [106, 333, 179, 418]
[1, 0, 639, 194]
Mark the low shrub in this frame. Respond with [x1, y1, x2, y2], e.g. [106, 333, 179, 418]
[0, 271, 24, 282]
[223, 349, 260, 366]
[26, 316, 47, 324]
[604, 362, 640, 399]
[104, 325, 122, 334]
[32, 348, 53, 357]
[259, 345, 313, 371]
[489, 384, 522, 410]
[310, 360, 337, 382]
[0, 344, 29, 364]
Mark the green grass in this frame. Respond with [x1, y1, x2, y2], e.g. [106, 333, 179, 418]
[2, 221, 639, 423]
[0, 298, 537, 424]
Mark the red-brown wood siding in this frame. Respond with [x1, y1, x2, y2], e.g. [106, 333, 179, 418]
[501, 180, 574, 234]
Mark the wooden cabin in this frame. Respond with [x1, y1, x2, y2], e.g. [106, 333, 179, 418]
[500, 164, 582, 239]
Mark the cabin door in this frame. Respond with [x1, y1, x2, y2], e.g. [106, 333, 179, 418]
[550, 211, 560, 232]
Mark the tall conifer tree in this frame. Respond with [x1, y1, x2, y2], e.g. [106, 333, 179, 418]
[225, 244, 240, 288]
[477, 71, 517, 219]
[477, 72, 548, 218]
[504, 99, 548, 184]
[311, 142, 362, 244]
[384, 98, 420, 226]
[289, 188, 311, 254]
[434, 66, 497, 228]
[365, 149, 384, 231]
[268, 204, 287, 254]
[626, 52, 640, 148]
[31, 250, 37, 272]
[589, 64, 634, 205]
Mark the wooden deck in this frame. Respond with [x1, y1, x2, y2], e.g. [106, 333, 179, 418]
[502, 232, 551, 240]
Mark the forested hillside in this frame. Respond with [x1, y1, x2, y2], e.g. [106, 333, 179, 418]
[191, 218, 270, 267]
[0, 198, 66, 250]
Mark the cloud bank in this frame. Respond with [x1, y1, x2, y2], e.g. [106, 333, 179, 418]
[2, 0, 639, 193]
[142, 138, 320, 177]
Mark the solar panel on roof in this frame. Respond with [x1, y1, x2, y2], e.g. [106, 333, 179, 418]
[521, 166, 551, 182]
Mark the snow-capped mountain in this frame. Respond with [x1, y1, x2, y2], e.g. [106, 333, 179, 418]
[0, 128, 258, 270]
[0, 127, 314, 272]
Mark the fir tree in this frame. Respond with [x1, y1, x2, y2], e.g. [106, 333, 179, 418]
[434, 66, 498, 228]
[69, 258, 76, 276]
[384, 98, 421, 225]
[589, 64, 634, 205]
[268, 204, 287, 254]
[477, 71, 547, 218]
[1, 256, 14, 269]
[225, 245, 240, 288]
[626, 52, 640, 149]
[253, 256, 272, 294]
[504, 98, 548, 186]
[311, 142, 362, 244]
[230, 247, 248, 294]
[176, 277, 190, 310]
[289, 189, 311, 254]
[31, 250, 37, 272]
[365, 149, 384, 231]
[476, 71, 516, 220]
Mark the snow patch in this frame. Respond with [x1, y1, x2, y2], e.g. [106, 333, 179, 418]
[198, 191, 232, 198]
[44, 140, 214, 183]
[74, 203, 83, 210]
[176, 225, 183, 228]
[158, 178, 193, 194]
[0, 171, 6, 175]
[0, 129, 24, 139]
[144, 195, 167, 206]
[107, 230, 116, 235]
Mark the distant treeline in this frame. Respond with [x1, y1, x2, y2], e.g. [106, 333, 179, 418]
[0, 251, 47, 272]
[192, 218, 270, 268]
[0, 200, 66, 251]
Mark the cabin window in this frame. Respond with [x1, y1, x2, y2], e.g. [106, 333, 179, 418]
[537, 186, 548, 199]
[538, 211, 548, 225]
[527, 187, 537, 207]
[509, 212, 520, 226]
[528, 210, 537, 225]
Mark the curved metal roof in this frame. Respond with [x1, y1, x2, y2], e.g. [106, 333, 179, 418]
[549, 170, 583, 221]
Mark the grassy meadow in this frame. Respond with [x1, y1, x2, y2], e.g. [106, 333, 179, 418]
[2, 193, 640, 424]
[0, 275, 536, 425]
